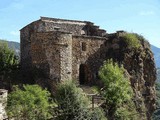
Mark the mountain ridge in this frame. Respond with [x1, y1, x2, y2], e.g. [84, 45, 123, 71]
[0, 39, 159, 68]
[151, 45, 160, 68]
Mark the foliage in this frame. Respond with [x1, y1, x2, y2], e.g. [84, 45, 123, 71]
[152, 82, 160, 119]
[6, 84, 56, 120]
[99, 59, 133, 119]
[0, 40, 21, 89]
[0, 41, 19, 77]
[56, 80, 90, 120]
[156, 68, 160, 82]
[90, 108, 107, 120]
[152, 109, 160, 120]
[156, 69, 160, 107]
[115, 100, 140, 120]
[121, 33, 141, 49]
[56, 80, 107, 120]
[99, 59, 133, 106]
[0, 39, 20, 56]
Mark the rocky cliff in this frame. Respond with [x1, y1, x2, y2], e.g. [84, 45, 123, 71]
[106, 33, 156, 119]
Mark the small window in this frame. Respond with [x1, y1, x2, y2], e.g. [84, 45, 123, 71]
[54, 27, 60, 31]
[81, 42, 87, 51]
[81, 30, 85, 35]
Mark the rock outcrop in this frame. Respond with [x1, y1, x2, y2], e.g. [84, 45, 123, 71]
[106, 33, 156, 119]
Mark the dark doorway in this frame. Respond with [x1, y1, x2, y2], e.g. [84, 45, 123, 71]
[79, 64, 88, 85]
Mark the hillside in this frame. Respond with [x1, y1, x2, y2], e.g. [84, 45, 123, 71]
[157, 68, 160, 82]
[0, 39, 20, 56]
[151, 45, 160, 68]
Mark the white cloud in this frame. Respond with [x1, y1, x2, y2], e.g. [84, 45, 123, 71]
[10, 31, 19, 36]
[139, 11, 155, 16]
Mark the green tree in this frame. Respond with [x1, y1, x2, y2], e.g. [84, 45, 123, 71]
[56, 80, 107, 120]
[152, 82, 160, 119]
[99, 59, 133, 119]
[7, 85, 56, 120]
[0, 41, 18, 77]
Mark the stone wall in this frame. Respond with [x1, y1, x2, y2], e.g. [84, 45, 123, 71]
[40, 17, 106, 36]
[20, 17, 106, 72]
[72, 35, 108, 84]
[0, 89, 7, 120]
[30, 31, 72, 92]
[20, 17, 107, 78]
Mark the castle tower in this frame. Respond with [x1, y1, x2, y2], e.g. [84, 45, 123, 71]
[30, 31, 72, 82]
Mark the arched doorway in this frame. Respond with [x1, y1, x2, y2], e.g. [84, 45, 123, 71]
[79, 64, 88, 85]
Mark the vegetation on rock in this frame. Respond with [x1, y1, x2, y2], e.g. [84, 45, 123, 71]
[121, 33, 141, 49]
[152, 68, 160, 119]
[99, 59, 139, 119]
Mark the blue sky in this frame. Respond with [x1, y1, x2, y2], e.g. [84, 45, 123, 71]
[0, 0, 160, 48]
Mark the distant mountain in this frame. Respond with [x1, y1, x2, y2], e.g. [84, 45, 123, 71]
[151, 45, 160, 68]
[157, 68, 160, 82]
[0, 39, 159, 68]
[0, 39, 20, 56]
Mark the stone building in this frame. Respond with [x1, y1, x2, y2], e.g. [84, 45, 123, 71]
[20, 17, 156, 118]
[20, 16, 113, 86]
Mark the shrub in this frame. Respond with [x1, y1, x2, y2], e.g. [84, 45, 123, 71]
[115, 100, 140, 120]
[121, 33, 141, 49]
[0, 41, 18, 75]
[56, 80, 90, 120]
[7, 85, 56, 120]
[56, 80, 107, 120]
[99, 59, 133, 119]
[91, 108, 107, 120]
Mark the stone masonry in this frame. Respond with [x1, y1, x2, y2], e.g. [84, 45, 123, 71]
[20, 17, 156, 118]
[20, 17, 107, 85]
[0, 89, 8, 120]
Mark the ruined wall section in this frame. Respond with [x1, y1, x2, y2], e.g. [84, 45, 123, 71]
[30, 31, 72, 84]
[40, 17, 106, 36]
[20, 23, 33, 71]
[20, 20, 45, 71]
[72, 35, 108, 84]
[43, 20, 86, 35]
[0, 89, 7, 120]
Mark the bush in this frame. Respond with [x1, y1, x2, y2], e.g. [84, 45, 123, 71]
[0, 41, 18, 75]
[91, 108, 107, 120]
[0, 41, 19, 89]
[99, 59, 133, 119]
[56, 80, 90, 120]
[121, 33, 141, 49]
[56, 80, 107, 120]
[7, 85, 56, 120]
[115, 100, 140, 120]
[152, 82, 160, 119]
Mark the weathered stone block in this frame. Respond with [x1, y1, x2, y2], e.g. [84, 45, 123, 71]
[0, 89, 8, 120]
